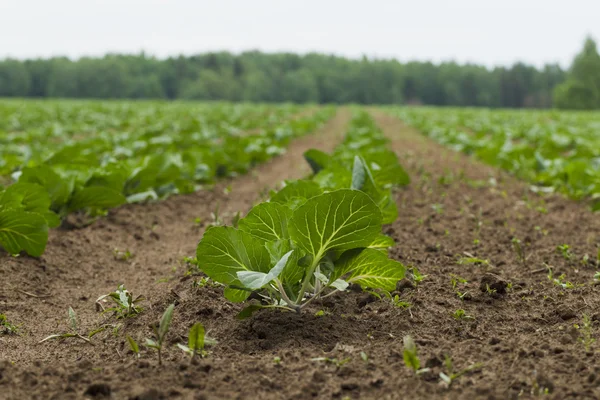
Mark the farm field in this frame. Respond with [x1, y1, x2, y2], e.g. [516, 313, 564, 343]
[1, 101, 600, 400]
[391, 107, 600, 210]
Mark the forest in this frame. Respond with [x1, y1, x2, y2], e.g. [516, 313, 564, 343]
[1, 38, 599, 109]
[0, 51, 565, 108]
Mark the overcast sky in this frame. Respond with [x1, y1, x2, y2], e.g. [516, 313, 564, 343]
[1, 0, 597, 68]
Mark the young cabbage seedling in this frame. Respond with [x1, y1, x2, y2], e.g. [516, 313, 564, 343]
[195, 117, 409, 318]
[39, 307, 94, 345]
[197, 189, 406, 317]
[146, 303, 175, 365]
[96, 284, 144, 318]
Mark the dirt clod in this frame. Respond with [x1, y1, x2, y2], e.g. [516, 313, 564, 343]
[479, 273, 508, 294]
[84, 383, 112, 397]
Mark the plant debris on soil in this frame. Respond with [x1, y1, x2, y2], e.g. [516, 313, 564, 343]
[1, 109, 600, 400]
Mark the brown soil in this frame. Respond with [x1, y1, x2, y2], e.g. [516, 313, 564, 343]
[1, 109, 600, 400]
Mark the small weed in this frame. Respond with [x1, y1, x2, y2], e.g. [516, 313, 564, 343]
[391, 295, 412, 309]
[452, 309, 474, 320]
[457, 256, 489, 266]
[512, 238, 525, 264]
[402, 335, 430, 375]
[146, 304, 175, 365]
[178, 322, 216, 360]
[0, 314, 19, 335]
[360, 351, 369, 363]
[456, 291, 470, 300]
[431, 203, 444, 215]
[273, 356, 282, 365]
[192, 276, 221, 289]
[410, 267, 427, 285]
[450, 274, 468, 290]
[39, 307, 94, 345]
[209, 205, 223, 227]
[530, 371, 552, 395]
[556, 244, 572, 261]
[311, 357, 351, 367]
[547, 269, 575, 289]
[127, 335, 140, 359]
[113, 248, 133, 261]
[484, 284, 497, 296]
[439, 355, 482, 387]
[450, 274, 470, 300]
[96, 285, 144, 318]
[575, 314, 595, 352]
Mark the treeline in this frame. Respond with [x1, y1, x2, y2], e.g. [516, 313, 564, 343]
[0, 51, 567, 108]
[554, 38, 600, 110]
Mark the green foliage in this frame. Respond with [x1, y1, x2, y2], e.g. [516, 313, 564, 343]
[395, 106, 600, 211]
[311, 357, 351, 367]
[452, 309, 474, 320]
[95, 285, 144, 318]
[0, 101, 335, 256]
[113, 248, 133, 261]
[0, 314, 19, 334]
[410, 267, 427, 285]
[554, 37, 600, 110]
[0, 183, 56, 256]
[402, 335, 421, 373]
[576, 314, 595, 352]
[547, 268, 575, 289]
[177, 322, 214, 359]
[146, 303, 175, 365]
[127, 335, 140, 359]
[391, 295, 411, 309]
[196, 112, 409, 317]
[0, 52, 565, 107]
[556, 244, 572, 260]
[439, 356, 483, 387]
[39, 307, 94, 345]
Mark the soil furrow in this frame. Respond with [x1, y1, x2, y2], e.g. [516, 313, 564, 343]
[3, 109, 599, 400]
[0, 109, 349, 384]
[370, 111, 600, 399]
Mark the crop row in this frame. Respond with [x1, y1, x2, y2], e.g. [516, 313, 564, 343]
[391, 107, 600, 211]
[0, 102, 334, 257]
[194, 111, 410, 318]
